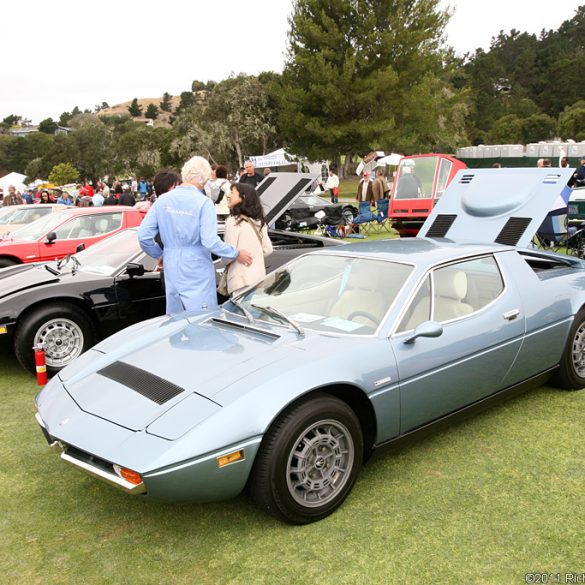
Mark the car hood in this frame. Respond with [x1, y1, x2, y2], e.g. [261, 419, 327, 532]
[0, 264, 59, 299]
[418, 167, 575, 247]
[60, 313, 304, 431]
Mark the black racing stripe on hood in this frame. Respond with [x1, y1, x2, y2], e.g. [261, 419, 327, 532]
[97, 361, 185, 405]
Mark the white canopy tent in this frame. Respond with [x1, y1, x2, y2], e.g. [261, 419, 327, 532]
[0, 172, 27, 193]
[248, 148, 327, 177]
[356, 152, 403, 175]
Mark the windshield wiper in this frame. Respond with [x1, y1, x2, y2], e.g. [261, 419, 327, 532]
[250, 304, 305, 337]
[44, 264, 60, 276]
[225, 297, 254, 323]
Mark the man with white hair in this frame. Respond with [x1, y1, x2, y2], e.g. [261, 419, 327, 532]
[138, 155, 253, 314]
[238, 160, 263, 188]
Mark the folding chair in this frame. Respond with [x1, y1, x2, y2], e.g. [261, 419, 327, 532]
[372, 199, 391, 233]
[350, 201, 378, 235]
[535, 213, 568, 252]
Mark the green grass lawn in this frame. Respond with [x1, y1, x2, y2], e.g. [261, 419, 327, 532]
[1, 335, 585, 584]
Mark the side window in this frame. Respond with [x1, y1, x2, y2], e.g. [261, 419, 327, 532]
[54, 213, 123, 240]
[432, 256, 504, 323]
[396, 275, 431, 333]
[435, 159, 453, 200]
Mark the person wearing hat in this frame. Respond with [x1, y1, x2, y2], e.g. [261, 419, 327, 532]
[569, 156, 585, 188]
[356, 171, 375, 204]
[118, 183, 136, 206]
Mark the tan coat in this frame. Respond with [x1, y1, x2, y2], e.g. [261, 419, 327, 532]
[223, 216, 273, 294]
[372, 176, 386, 201]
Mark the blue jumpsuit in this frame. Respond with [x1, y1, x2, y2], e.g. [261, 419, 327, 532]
[138, 185, 238, 314]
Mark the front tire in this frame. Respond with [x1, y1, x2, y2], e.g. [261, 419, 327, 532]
[249, 393, 363, 524]
[14, 303, 96, 376]
[552, 308, 585, 390]
[0, 258, 18, 269]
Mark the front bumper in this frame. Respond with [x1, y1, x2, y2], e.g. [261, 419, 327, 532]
[35, 412, 146, 494]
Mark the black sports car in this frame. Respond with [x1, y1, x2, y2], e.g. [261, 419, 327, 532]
[276, 194, 358, 231]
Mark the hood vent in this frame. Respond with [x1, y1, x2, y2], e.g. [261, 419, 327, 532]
[543, 174, 561, 184]
[459, 174, 475, 184]
[425, 214, 457, 237]
[98, 361, 185, 405]
[495, 217, 531, 246]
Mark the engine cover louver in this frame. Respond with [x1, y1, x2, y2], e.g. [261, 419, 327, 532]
[425, 214, 457, 237]
[98, 361, 185, 405]
[494, 217, 532, 246]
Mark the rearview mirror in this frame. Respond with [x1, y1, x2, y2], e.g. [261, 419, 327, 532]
[403, 320, 443, 345]
[125, 263, 145, 277]
[45, 231, 57, 244]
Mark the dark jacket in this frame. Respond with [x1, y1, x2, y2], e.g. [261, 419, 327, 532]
[239, 172, 264, 189]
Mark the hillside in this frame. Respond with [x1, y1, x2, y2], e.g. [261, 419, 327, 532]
[97, 95, 182, 128]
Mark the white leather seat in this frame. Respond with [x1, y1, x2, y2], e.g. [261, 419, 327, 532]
[433, 269, 473, 322]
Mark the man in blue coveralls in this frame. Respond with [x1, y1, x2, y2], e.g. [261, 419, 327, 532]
[138, 155, 253, 314]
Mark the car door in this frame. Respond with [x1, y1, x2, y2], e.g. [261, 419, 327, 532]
[391, 255, 525, 433]
[114, 253, 166, 328]
[37, 212, 124, 261]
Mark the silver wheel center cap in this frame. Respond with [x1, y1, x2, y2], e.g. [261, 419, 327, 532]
[314, 456, 326, 469]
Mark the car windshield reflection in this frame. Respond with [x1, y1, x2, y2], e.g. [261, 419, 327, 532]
[234, 254, 413, 335]
[10, 211, 70, 241]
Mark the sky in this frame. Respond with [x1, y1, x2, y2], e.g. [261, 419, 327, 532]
[0, 0, 581, 124]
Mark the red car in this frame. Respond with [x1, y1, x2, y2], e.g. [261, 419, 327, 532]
[0, 206, 146, 268]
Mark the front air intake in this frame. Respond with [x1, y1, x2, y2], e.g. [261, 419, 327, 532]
[98, 361, 185, 405]
[495, 217, 531, 246]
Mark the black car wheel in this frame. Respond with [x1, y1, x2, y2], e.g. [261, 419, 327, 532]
[14, 303, 96, 376]
[249, 393, 363, 524]
[342, 206, 357, 224]
[0, 258, 17, 269]
[552, 308, 585, 390]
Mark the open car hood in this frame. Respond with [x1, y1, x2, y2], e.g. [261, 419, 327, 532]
[256, 172, 320, 225]
[418, 168, 574, 247]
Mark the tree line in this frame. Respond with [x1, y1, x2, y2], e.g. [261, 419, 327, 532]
[1, 0, 583, 182]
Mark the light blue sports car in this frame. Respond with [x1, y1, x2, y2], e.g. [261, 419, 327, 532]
[36, 168, 585, 524]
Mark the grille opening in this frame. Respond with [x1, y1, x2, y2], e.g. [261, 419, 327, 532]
[459, 174, 475, 184]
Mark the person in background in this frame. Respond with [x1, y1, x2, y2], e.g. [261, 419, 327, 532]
[138, 155, 253, 314]
[326, 168, 340, 203]
[214, 165, 231, 222]
[560, 156, 569, 168]
[372, 169, 386, 203]
[492, 162, 502, 168]
[138, 178, 148, 201]
[22, 189, 34, 204]
[542, 158, 552, 167]
[131, 177, 138, 198]
[238, 160, 264, 188]
[37, 190, 53, 204]
[118, 184, 136, 206]
[356, 171, 374, 205]
[223, 182, 273, 295]
[3, 185, 24, 206]
[153, 169, 181, 197]
[103, 190, 119, 205]
[237, 167, 245, 180]
[56, 191, 73, 206]
[568, 156, 585, 188]
[263, 167, 271, 177]
[93, 188, 105, 207]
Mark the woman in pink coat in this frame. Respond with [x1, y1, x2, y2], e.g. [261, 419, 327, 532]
[223, 183, 273, 295]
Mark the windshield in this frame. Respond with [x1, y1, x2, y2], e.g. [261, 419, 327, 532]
[394, 157, 439, 200]
[10, 211, 70, 241]
[0, 206, 52, 226]
[231, 254, 413, 335]
[67, 229, 141, 275]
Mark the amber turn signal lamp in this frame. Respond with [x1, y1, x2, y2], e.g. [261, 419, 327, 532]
[217, 449, 245, 468]
[113, 464, 143, 485]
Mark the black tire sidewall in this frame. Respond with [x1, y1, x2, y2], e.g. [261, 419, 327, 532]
[262, 395, 363, 524]
[14, 303, 96, 376]
[555, 309, 585, 390]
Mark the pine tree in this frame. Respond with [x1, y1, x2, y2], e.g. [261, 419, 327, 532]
[128, 98, 143, 117]
[145, 104, 159, 120]
[160, 92, 173, 112]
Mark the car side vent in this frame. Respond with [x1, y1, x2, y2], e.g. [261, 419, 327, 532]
[425, 214, 457, 237]
[98, 361, 185, 405]
[459, 174, 475, 184]
[495, 217, 531, 246]
[543, 174, 561, 184]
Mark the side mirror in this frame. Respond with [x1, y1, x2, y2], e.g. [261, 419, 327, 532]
[75, 243, 85, 253]
[403, 320, 443, 345]
[125, 262, 145, 277]
[45, 231, 57, 244]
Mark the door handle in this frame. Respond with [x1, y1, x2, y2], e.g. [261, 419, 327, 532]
[503, 309, 520, 321]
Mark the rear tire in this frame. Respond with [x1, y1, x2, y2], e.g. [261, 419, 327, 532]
[249, 393, 363, 524]
[552, 308, 585, 390]
[14, 303, 96, 376]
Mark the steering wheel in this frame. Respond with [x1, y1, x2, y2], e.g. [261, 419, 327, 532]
[346, 310, 378, 326]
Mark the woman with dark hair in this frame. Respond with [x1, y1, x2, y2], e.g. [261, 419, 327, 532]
[37, 190, 53, 204]
[223, 182, 273, 295]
